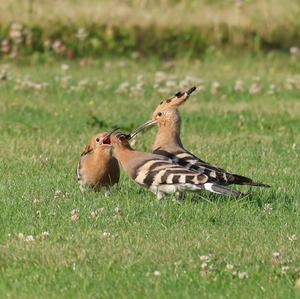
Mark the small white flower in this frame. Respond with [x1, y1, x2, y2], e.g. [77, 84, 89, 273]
[200, 255, 212, 262]
[17, 233, 24, 240]
[116, 82, 129, 94]
[71, 209, 80, 222]
[25, 235, 35, 242]
[249, 77, 261, 95]
[238, 271, 248, 279]
[272, 251, 281, 258]
[91, 208, 104, 219]
[153, 270, 161, 277]
[61, 64, 69, 71]
[102, 231, 111, 238]
[211, 81, 220, 95]
[114, 207, 122, 214]
[263, 203, 273, 214]
[201, 262, 208, 270]
[76, 27, 88, 40]
[281, 266, 290, 273]
[226, 264, 234, 270]
[40, 231, 49, 239]
[288, 234, 297, 242]
[234, 80, 244, 92]
[290, 47, 299, 56]
[54, 190, 62, 198]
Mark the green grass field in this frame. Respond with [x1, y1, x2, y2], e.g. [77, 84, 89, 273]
[1, 53, 300, 298]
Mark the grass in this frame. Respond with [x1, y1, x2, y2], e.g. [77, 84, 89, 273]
[1, 0, 300, 59]
[0, 52, 300, 298]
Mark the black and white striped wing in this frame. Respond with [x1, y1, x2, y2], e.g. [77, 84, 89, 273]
[153, 149, 232, 182]
[153, 149, 269, 187]
[132, 158, 243, 197]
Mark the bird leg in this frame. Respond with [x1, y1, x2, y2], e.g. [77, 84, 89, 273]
[175, 191, 185, 202]
[156, 190, 165, 200]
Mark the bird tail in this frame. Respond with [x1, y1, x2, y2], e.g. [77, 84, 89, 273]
[200, 182, 246, 198]
[231, 174, 270, 187]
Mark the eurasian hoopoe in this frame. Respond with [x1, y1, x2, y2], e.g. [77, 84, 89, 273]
[77, 130, 120, 191]
[130, 87, 270, 188]
[111, 132, 244, 199]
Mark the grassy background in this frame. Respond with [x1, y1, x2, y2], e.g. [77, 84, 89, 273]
[1, 0, 300, 58]
[1, 52, 300, 298]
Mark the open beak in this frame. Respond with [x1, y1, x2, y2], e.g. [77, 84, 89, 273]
[103, 127, 119, 144]
[127, 119, 157, 140]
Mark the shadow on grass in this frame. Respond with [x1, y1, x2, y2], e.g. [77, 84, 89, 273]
[184, 186, 293, 209]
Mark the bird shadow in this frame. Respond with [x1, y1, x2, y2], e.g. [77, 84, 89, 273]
[182, 187, 284, 209]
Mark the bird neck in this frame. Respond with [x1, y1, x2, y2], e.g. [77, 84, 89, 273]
[153, 121, 183, 151]
[94, 147, 112, 162]
[114, 145, 135, 169]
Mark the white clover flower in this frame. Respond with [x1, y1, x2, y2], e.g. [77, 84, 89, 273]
[153, 270, 161, 277]
[281, 266, 290, 273]
[234, 80, 244, 92]
[211, 81, 220, 95]
[1, 39, 11, 54]
[91, 208, 104, 219]
[201, 262, 208, 270]
[249, 77, 261, 95]
[200, 255, 212, 262]
[290, 47, 299, 56]
[40, 231, 49, 239]
[288, 234, 297, 242]
[116, 82, 130, 94]
[25, 235, 35, 242]
[54, 190, 62, 198]
[272, 251, 281, 258]
[226, 264, 234, 270]
[61, 64, 69, 71]
[238, 271, 248, 279]
[102, 231, 111, 238]
[76, 27, 88, 40]
[71, 209, 80, 222]
[18, 233, 24, 240]
[114, 207, 122, 214]
[263, 203, 273, 214]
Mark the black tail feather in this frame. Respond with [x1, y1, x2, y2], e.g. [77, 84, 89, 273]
[232, 174, 270, 187]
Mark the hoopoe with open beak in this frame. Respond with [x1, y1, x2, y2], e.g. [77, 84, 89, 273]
[77, 129, 120, 191]
[129, 87, 270, 188]
[111, 132, 245, 199]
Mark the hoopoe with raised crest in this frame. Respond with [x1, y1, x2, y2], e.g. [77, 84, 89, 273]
[77, 129, 120, 191]
[111, 132, 245, 199]
[129, 87, 270, 188]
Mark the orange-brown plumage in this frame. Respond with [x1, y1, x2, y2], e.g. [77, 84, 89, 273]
[77, 132, 120, 191]
[130, 87, 270, 188]
[110, 132, 244, 199]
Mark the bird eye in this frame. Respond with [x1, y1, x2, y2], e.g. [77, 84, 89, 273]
[157, 112, 162, 117]
[96, 138, 100, 142]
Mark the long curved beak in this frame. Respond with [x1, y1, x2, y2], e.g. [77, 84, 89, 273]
[127, 119, 157, 140]
[107, 127, 120, 137]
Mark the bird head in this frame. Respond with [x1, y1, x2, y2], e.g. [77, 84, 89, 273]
[110, 132, 132, 150]
[129, 86, 196, 138]
[82, 128, 118, 155]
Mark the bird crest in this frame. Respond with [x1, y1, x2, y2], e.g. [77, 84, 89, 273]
[153, 86, 196, 115]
